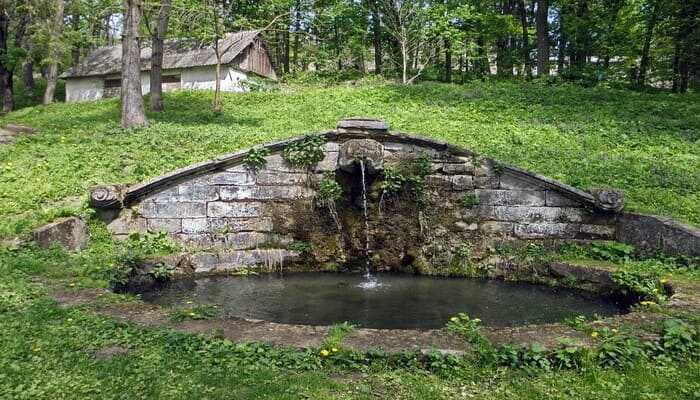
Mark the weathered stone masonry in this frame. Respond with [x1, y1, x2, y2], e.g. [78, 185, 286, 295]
[90, 118, 697, 274]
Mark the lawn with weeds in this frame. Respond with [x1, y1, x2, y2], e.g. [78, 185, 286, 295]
[1, 82, 699, 399]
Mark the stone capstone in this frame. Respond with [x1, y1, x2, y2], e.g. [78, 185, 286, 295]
[33, 217, 88, 251]
[338, 138, 384, 173]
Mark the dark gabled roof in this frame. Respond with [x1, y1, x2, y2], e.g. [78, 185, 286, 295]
[62, 30, 260, 78]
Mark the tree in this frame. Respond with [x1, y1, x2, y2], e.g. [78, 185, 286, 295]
[379, 0, 429, 84]
[120, 0, 147, 128]
[43, 0, 65, 105]
[535, 0, 548, 75]
[635, 0, 660, 88]
[146, 0, 171, 112]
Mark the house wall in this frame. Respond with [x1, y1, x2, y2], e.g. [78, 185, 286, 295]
[66, 66, 249, 102]
[65, 77, 103, 102]
[181, 66, 248, 92]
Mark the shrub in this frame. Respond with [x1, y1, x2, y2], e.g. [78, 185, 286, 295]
[243, 147, 270, 171]
[283, 135, 326, 168]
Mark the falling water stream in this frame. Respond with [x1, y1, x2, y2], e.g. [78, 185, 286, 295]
[358, 160, 381, 289]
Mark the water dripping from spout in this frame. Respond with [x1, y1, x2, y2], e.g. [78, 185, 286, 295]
[358, 159, 381, 290]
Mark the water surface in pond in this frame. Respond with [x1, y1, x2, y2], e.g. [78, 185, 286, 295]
[138, 273, 627, 329]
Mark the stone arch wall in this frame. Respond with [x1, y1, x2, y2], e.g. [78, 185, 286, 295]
[92, 118, 631, 274]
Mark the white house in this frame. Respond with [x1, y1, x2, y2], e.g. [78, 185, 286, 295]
[62, 30, 276, 103]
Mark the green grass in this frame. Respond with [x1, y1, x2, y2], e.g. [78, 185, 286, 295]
[1, 82, 699, 399]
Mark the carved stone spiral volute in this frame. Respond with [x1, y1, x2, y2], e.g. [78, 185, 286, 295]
[590, 188, 625, 213]
[89, 185, 125, 209]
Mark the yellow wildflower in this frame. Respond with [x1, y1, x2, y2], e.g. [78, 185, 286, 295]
[590, 331, 599, 339]
[320, 349, 330, 357]
[331, 348, 339, 353]
[450, 317, 459, 322]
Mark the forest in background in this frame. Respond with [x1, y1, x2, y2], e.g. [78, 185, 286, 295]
[1, 0, 699, 115]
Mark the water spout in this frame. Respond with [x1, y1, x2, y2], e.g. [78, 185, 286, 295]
[358, 159, 381, 289]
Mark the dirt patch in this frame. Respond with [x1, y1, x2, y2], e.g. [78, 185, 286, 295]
[92, 345, 131, 360]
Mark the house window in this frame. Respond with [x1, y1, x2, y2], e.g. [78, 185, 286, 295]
[162, 74, 180, 84]
[104, 78, 121, 88]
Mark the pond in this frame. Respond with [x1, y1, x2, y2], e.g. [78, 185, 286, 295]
[137, 273, 628, 329]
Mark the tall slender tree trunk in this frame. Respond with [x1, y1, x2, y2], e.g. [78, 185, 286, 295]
[283, 24, 290, 73]
[292, 0, 300, 71]
[44, 0, 65, 105]
[444, 38, 452, 82]
[371, 0, 382, 74]
[536, 0, 549, 76]
[636, 0, 659, 88]
[149, 0, 171, 112]
[71, 12, 80, 65]
[518, 0, 531, 77]
[23, 61, 34, 90]
[121, 0, 148, 128]
[557, 8, 566, 74]
[0, 10, 11, 113]
[496, 0, 515, 76]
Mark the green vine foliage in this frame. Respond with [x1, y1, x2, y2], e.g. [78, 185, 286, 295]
[380, 153, 432, 204]
[317, 173, 343, 202]
[283, 135, 326, 168]
[244, 147, 270, 171]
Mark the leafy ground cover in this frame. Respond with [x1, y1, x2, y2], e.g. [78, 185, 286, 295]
[1, 82, 699, 399]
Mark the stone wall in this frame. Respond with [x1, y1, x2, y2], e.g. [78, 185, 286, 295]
[94, 118, 630, 274]
[616, 213, 700, 257]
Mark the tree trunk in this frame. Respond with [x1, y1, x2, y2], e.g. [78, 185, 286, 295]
[149, 0, 171, 112]
[636, 0, 659, 88]
[213, 39, 222, 112]
[120, 0, 148, 128]
[0, 10, 11, 113]
[44, 0, 65, 105]
[23, 61, 34, 90]
[476, 35, 488, 78]
[444, 38, 452, 83]
[401, 41, 408, 84]
[636, 1, 659, 88]
[71, 12, 80, 66]
[283, 25, 290, 73]
[557, 8, 566, 74]
[518, 0, 531, 77]
[292, 0, 300, 71]
[536, 0, 549, 76]
[496, 0, 515, 76]
[371, 0, 382, 74]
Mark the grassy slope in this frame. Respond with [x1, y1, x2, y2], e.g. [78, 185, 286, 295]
[1, 81, 698, 239]
[1, 82, 699, 399]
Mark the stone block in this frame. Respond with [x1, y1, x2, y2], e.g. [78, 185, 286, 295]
[209, 172, 255, 185]
[425, 175, 453, 189]
[147, 218, 182, 233]
[442, 163, 474, 175]
[182, 218, 209, 234]
[451, 175, 474, 191]
[106, 213, 147, 235]
[580, 224, 615, 238]
[545, 191, 582, 207]
[314, 151, 339, 172]
[265, 154, 304, 172]
[324, 142, 340, 152]
[476, 189, 546, 206]
[455, 221, 478, 231]
[33, 217, 88, 251]
[255, 171, 309, 186]
[144, 186, 218, 203]
[219, 185, 315, 201]
[207, 201, 262, 218]
[208, 217, 274, 232]
[140, 202, 206, 218]
[486, 206, 584, 223]
[514, 223, 579, 239]
[499, 173, 544, 190]
[472, 176, 499, 189]
[479, 221, 514, 235]
[190, 253, 220, 273]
